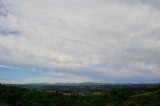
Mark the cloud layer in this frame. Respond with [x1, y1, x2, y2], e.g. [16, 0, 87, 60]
[0, 0, 160, 83]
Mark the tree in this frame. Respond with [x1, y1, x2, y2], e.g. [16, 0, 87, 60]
[125, 101, 139, 106]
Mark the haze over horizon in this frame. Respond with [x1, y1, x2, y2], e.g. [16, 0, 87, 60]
[0, 0, 160, 84]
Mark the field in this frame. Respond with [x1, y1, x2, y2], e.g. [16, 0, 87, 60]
[0, 83, 160, 106]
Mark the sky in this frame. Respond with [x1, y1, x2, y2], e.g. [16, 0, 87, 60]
[0, 0, 160, 84]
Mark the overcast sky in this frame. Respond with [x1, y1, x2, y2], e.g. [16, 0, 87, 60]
[0, 0, 160, 84]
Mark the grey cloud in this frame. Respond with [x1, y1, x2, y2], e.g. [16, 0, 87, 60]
[0, 0, 20, 36]
[0, 0, 160, 82]
[0, 0, 9, 17]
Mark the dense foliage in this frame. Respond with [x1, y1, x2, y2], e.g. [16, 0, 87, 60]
[0, 84, 160, 106]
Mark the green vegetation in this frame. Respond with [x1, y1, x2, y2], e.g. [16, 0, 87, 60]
[0, 84, 160, 106]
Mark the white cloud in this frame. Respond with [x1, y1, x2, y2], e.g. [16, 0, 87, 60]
[0, 0, 160, 82]
[2, 76, 95, 84]
[22, 76, 94, 84]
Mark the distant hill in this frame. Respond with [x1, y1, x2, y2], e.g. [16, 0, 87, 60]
[4, 82, 160, 90]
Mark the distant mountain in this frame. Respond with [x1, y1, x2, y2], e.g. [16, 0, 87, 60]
[4, 82, 160, 91]
[14, 82, 159, 87]
[24, 82, 112, 86]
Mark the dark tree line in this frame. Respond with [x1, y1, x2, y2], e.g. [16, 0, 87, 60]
[0, 84, 160, 106]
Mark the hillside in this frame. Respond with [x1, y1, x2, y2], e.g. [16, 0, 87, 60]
[0, 84, 160, 106]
